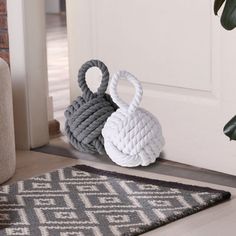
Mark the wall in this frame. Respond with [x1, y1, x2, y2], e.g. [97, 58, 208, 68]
[0, 0, 9, 64]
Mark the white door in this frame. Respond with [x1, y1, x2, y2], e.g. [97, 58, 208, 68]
[66, 0, 236, 175]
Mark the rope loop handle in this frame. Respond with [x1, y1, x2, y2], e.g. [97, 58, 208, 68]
[78, 59, 109, 101]
[110, 70, 143, 113]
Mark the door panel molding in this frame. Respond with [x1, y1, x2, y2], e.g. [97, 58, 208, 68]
[92, 0, 213, 91]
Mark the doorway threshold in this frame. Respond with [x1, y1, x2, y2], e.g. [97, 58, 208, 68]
[33, 136, 236, 188]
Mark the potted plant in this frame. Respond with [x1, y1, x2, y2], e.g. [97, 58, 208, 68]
[214, 0, 236, 140]
[214, 0, 236, 30]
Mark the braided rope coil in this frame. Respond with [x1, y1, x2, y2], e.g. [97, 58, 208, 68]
[64, 60, 117, 154]
[102, 70, 165, 167]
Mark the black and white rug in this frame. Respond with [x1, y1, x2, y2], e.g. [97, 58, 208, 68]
[0, 165, 231, 236]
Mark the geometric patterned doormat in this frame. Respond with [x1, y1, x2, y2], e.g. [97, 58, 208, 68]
[0, 165, 231, 236]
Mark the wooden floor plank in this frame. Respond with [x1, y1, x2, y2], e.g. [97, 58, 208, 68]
[46, 14, 69, 130]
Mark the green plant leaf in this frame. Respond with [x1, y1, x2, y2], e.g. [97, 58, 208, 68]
[223, 115, 236, 140]
[221, 0, 236, 30]
[214, 0, 226, 15]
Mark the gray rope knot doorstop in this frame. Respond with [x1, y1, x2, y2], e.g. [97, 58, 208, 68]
[64, 59, 118, 154]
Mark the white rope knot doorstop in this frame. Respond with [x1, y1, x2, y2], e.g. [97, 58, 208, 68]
[102, 70, 165, 167]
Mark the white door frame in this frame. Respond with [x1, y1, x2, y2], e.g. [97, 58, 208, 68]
[7, 0, 49, 149]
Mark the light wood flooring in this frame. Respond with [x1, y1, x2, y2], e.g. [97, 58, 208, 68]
[46, 14, 69, 130]
[3, 150, 236, 236]
[39, 14, 236, 235]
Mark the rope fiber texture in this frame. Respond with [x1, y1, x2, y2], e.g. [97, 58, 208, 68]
[102, 70, 165, 167]
[65, 60, 118, 154]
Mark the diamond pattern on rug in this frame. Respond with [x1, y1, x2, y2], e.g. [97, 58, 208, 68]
[0, 165, 231, 236]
